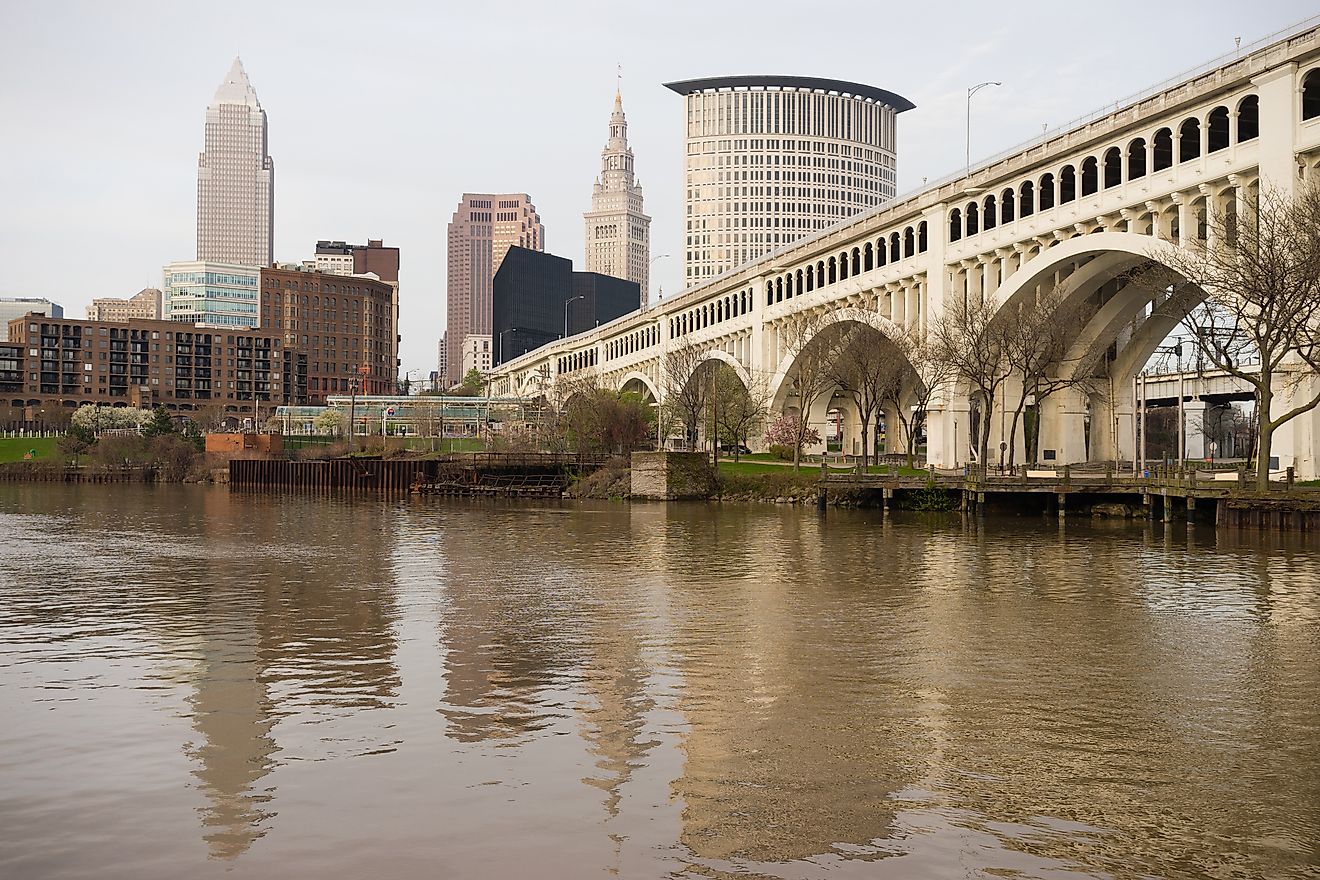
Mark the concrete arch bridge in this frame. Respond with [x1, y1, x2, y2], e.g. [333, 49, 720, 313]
[490, 21, 1320, 476]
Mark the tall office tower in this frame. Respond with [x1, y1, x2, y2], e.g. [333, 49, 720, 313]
[444, 194, 543, 386]
[664, 76, 914, 284]
[197, 58, 275, 267]
[583, 90, 651, 308]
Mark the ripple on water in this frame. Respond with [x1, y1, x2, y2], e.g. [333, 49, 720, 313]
[1, 488, 1318, 880]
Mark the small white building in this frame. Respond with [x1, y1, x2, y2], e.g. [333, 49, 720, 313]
[461, 334, 492, 377]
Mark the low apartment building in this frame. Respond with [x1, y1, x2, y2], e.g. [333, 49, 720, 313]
[4, 315, 292, 415]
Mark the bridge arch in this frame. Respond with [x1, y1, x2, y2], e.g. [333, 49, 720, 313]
[617, 370, 659, 402]
[765, 308, 909, 413]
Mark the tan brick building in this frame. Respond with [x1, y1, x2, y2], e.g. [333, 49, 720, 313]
[86, 288, 163, 322]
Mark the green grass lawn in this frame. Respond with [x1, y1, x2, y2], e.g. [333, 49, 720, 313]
[715, 458, 929, 477]
[0, 437, 61, 463]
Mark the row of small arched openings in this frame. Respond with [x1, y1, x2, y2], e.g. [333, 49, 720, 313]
[766, 223, 930, 306]
[557, 348, 598, 374]
[949, 93, 1273, 243]
[605, 325, 659, 361]
[670, 288, 753, 338]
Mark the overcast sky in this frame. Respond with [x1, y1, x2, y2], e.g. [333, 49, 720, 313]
[0, 0, 1313, 374]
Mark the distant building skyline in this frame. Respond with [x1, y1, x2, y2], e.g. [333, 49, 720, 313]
[443, 193, 543, 386]
[584, 90, 651, 308]
[0, 298, 64, 325]
[196, 58, 275, 268]
[87, 288, 162, 322]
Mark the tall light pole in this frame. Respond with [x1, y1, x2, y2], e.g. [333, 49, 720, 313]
[966, 81, 1002, 178]
[498, 327, 518, 365]
[564, 294, 585, 338]
[646, 254, 671, 310]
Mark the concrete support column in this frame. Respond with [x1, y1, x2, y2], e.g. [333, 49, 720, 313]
[840, 399, 865, 458]
[802, 391, 836, 457]
[1171, 192, 1188, 248]
[1252, 64, 1299, 195]
[1270, 372, 1319, 479]
[884, 402, 908, 456]
[1041, 385, 1090, 465]
[926, 387, 968, 468]
[1199, 183, 1217, 250]
[1183, 399, 1208, 460]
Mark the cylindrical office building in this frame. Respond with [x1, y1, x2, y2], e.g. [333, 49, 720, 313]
[664, 76, 914, 285]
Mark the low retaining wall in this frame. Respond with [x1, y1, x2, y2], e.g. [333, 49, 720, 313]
[230, 458, 428, 494]
[630, 452, 717, 500]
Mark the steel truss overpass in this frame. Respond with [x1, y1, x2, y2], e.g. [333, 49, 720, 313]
[490, 19, 1320, 477]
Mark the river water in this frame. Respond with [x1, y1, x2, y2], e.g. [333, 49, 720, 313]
[0, 484, 1317, 879]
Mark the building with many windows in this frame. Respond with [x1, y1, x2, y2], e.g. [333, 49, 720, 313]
[492, 246, 639, 367]
[312, 239, 401, 368]
[461, 335, 492, 377]
[87, 288, 162, 322]
[584, 90, 651, 305]
[258, 266, 398, 402]
[4, 314, 286, 413]
[196, 58, 275, 267]
[444, 194, 544, 386]
[0, 298, 63, 324]
[664, 76, 913, 283]
[162, 262, 261, 327]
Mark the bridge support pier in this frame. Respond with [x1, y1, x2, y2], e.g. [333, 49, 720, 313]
[1057, 492, 1066, 520]
[1040, 387, 1089, 465]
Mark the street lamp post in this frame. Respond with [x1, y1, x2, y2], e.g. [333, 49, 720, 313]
[564, 295, 585, 338]
[646, 254, 671, 310]
[966, 81, 1002, 178]
[498, 327, 518, 365]
[348, 377, 358, 448]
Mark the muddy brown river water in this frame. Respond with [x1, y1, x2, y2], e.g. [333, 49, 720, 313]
[1, 484, 1317, 879]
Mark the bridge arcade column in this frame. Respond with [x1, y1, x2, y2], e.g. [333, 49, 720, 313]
[1252, 63, 1300, 195]
[1171, 192, 1188, 248]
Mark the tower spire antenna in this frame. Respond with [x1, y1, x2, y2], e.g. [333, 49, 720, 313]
[616, 62, 622, 101]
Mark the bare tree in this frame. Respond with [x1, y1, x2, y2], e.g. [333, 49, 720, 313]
[1001, 287, 1096, 468]
[1142, 183, 1320, 491]
[890, 329, 954, 469]
[824, 311, 907, 468]
[660, 338, 707, 451]
[777, 310, 835, 471]
[929, 294, 1013, 468]
[711, 363, 771, 461]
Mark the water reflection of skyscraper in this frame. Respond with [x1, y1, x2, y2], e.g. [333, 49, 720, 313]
[438, 548, 581, 744]
[179, 491, 402, 859]
[658, 507, 910, 866]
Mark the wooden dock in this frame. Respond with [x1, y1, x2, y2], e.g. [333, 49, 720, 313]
[822, 464, 1320, 529]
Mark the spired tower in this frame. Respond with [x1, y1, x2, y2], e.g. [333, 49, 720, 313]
[196, 58, 274, 267]
[584, 90, 651, 309]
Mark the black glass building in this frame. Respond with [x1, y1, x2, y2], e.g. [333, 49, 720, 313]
[492, 246, 639, 366]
